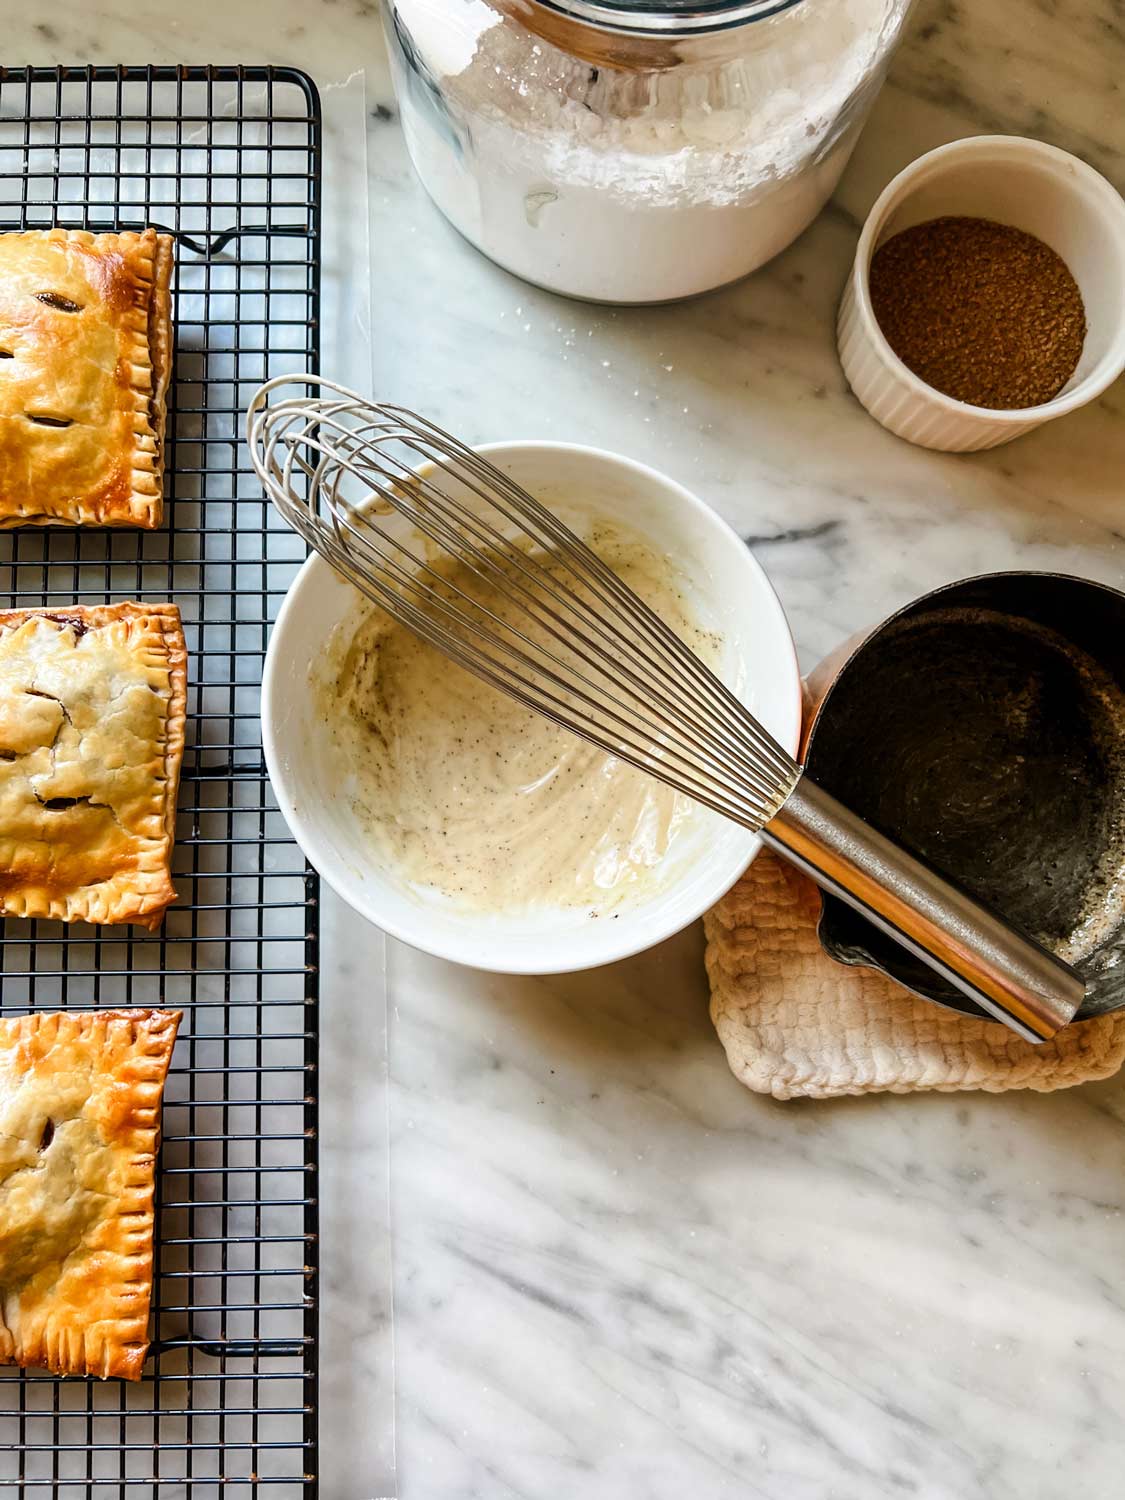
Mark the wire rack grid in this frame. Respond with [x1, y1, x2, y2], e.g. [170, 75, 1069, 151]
[0, 65, 322, 1496]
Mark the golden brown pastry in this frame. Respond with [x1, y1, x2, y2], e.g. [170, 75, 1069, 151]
[0, 1007, 181, 1380]
[0, 227, 173, 528]
[0, 603, 187, 927]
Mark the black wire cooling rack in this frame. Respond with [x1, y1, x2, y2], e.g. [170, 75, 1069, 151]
[0, 66, 322, 1496]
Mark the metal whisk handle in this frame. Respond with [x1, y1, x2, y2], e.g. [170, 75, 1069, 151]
[763, 778, 1084, 1043]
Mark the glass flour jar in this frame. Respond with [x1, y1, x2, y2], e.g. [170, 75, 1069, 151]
[381, 0, 915, 303]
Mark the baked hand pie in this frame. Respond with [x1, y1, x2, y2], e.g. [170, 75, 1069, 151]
[0, 228, 173, 528]
[0, 603, 187, 928]
[0, 1007, 180, 1379]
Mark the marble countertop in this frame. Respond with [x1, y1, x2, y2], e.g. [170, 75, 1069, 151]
[21, 3, 1125, 1496]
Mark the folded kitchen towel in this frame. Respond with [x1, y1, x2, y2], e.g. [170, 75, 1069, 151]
[704, 850, 1125, 1100]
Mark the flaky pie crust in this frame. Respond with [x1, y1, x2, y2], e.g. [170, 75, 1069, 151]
[0, 227, 173, 529]
[0, 1007, 181, 1380]
[0, 603, 187, 928]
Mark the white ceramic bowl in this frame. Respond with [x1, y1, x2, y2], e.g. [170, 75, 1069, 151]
[262, 441, 801, 974]
[838, 136, 1125, 451]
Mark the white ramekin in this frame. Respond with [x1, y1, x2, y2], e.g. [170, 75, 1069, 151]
[262, 441, 802, 975]
[838, 136, 1125, 452]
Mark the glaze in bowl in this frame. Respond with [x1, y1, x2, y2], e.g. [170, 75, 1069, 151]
[262, 440, 802, 974]
[804, 573, 1125, 1019]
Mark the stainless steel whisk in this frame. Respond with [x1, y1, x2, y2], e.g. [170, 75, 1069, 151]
[248, 375, 1084, 1042]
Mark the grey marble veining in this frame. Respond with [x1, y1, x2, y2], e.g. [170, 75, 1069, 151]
[17, 3, 1125, 1497]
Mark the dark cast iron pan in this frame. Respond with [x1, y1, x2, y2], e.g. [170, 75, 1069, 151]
[801, 572, 1125, 1021]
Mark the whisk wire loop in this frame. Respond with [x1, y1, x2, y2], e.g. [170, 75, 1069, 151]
[274, 394, 793, 781]
[351, 410, 797, 785]
[273, 481, 779, 824]
[315, 428, 791, 805]
[248, 377, 801, 829]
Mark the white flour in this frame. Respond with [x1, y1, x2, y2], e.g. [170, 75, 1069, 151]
[387, 0, 911, 301]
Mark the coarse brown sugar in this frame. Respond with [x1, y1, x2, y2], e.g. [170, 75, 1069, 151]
[868, 216, 1086, 410]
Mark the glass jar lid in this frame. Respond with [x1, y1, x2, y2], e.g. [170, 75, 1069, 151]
[529, 0, 803, 36]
